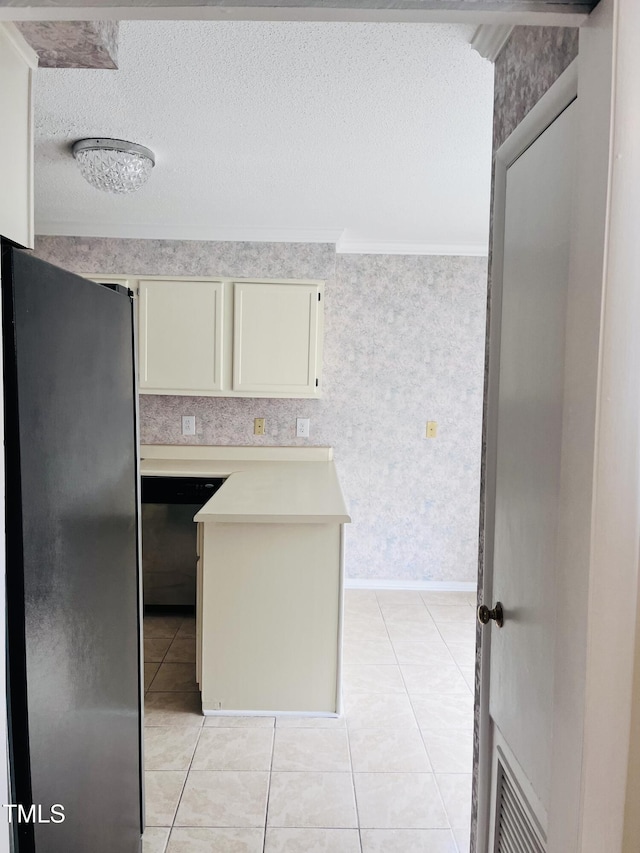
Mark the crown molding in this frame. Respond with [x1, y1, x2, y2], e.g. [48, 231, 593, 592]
[35, 221, 343, 244]
[36, 222, 489, 256]
[470, 24, 514, 62]
[336, 238, 489, 257]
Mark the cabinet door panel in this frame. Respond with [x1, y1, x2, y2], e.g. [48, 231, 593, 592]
[139, 279, 223, 393]
[233, 282, 319, 394]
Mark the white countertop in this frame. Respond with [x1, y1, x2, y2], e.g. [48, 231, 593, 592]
[140, 446, 351, 525]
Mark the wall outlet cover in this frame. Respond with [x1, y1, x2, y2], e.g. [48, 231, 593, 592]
[296, 417, 310, 438]
[426, 421, 438, 438]
[182, 415, 196, 436]
[254, 418, 266, 436]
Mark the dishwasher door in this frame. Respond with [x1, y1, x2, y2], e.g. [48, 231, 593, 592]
[142, 503, 201, 606]
[142, 476, 223, 607]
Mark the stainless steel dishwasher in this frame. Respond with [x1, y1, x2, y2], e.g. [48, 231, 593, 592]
[141, 476, 224, 608]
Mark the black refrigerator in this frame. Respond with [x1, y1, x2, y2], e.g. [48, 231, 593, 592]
[2, 245, 143, 853]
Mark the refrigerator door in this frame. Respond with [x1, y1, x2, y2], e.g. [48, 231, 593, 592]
[2, 247, 142, 853]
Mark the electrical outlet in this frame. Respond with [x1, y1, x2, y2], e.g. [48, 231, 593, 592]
[182, 415, 196, 436]
[426, 421, 438, 438]
[254, 418, 265, 436]
[296, 418, 310, 438]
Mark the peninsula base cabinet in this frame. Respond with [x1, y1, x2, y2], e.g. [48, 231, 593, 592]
[197, 521, 344, 715]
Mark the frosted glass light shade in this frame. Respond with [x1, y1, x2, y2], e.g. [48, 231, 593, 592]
[72, 138, 155, 194]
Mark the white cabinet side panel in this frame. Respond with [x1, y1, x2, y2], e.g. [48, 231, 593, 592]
[0, 25, 35, 249]
[201, 523, 340, 713]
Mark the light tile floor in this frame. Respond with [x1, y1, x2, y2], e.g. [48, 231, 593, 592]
[143, 590, 476, 853]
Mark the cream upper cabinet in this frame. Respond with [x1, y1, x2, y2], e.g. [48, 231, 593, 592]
[139, 279, 224, 394]
[117, 276, 324, 398]
[232, 281, 322, 396]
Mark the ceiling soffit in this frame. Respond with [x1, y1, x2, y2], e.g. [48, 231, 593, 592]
[17, 20, 119, 67]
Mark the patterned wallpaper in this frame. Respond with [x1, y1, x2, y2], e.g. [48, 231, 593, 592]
[493, 26, 579, 152]
[16, 21, 119, 69]
[34, 236, 487, 584]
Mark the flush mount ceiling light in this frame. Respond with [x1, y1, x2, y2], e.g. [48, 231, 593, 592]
[72, 138, 155, 194]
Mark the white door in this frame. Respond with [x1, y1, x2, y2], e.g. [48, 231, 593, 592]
[480, 96, 577, 848]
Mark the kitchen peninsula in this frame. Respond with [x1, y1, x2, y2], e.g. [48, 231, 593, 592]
[140, 445, 350, 716]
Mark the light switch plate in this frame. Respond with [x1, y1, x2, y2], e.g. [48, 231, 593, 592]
[296, 418, 310, 438]
[182, 415, 196, 436]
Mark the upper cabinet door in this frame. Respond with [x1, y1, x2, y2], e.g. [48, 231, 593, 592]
[232, 282, 322, 396]
[139, 279, 224, 394]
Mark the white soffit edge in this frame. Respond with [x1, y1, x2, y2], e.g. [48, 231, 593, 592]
[470, 24, 514, 62]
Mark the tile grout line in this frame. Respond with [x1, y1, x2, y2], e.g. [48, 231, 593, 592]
[261, 721, 277, 853]
[420, 601, 475, 851]
[145, 620, 180, 693]
[343, 695, 364, 853]
[375, 591, 462, 844]
[168, 619, 202, 840]
[408, 603, 476, 696]
[143, 614, 174, 852]
[344, 593, 389, 849]
[428, 612, 476, 696]
[169, 716, 204, 837]
[143, 620, 179, 697]
[144, 616, 202, 847]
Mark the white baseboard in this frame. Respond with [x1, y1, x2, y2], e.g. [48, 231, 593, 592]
[202, 709, 340, 718]
[344, 578, 477, 592]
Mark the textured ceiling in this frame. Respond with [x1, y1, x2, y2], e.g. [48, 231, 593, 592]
[34, 21, 494, 253]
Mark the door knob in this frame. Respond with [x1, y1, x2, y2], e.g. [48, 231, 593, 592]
[478, 602, 504, 628]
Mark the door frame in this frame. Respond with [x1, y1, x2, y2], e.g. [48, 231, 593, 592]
[477, 56, 579, 853]
[575, 2, 640, 851]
